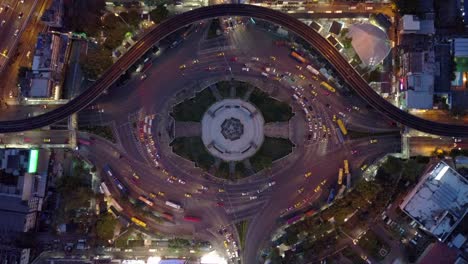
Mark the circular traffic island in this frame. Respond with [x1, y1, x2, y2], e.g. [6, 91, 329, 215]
[169, 80, 294, 180]
[201, 99, 264, 162]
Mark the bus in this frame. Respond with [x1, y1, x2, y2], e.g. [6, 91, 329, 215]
[320, 81, 336, 93]
[78, 139, 91, 145]
[165, 200, 181, 210]
[131, 217, 147, 228]
[337, 119, 348, 136]
[290, 51, 307, 64]
[100, 182, 111, 196]
[344, 160, 349, 174]
[327, 188, 336, 204]
[305, 210, 316, 217]
[162, 212, 174, 222]
[286, 214, 303, 225]
[338, 168, 344, 185]
[184, 216, 201, 222]
[306, 65, 320, 75]
[103, 165, 128, 194]
[138, 195, 154, 207]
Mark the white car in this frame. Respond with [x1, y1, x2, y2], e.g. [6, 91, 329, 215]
[178, 179, 186, 184]
[249, 196, 257, 200]
[268, 181, 276, 187]
[242, 67, 250, 72]
[251, 57, 259, 61]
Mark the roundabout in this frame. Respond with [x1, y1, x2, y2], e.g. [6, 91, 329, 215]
[201, 99, 265, 162]
[74, 12, 405, 264]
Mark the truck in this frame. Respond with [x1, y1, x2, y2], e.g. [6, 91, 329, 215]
[138, 195, 154, 207]
[131, 217, 147, 228]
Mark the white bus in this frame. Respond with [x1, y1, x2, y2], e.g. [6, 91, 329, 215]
[100, 182, 111, 197]
[165, 200, 181, 210]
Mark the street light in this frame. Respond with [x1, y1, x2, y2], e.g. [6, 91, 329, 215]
[114, 13, 130, 28]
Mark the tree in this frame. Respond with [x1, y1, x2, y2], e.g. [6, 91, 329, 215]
[120, 10, 141, 28]
[96, 213, 117, 241]
[144, 0, 167, 6]
[381, 156, 402, 175]
[402, 159, 422, 183]
[168, 238, 191, 249]
[80, 47, 113, 80]
[149, 5, 169, 24]
[268, 247, 283, 264]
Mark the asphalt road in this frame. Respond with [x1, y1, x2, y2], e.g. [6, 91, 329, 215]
[73, 21, 402, 263]
[0, 4, 466, 137]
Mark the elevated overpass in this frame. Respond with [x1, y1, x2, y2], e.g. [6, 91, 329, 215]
[0, 4, 466, 137]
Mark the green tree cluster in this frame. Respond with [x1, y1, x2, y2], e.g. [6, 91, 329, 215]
[149, 5, 169, 24]
[168, 238, 191, 249]
[96, 213, 117, 241]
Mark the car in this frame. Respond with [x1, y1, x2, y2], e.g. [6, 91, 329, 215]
[192, 59, 199, 64]
[217, 52, 224, 57]
[295, 65, 302, 70]
[166, 178, 174, 184]
[299, 74, 306, 80]
[370, 139, 378, 144]
[149, 192, 156, 198]
[304, 172, 312, 178]
[311, 75, 319, 80]
[351, 149, 358, 155]
[361, 164, 368, 171]
[132, 173, 139, 179]
[200, 185, 208, 191]
[249, 196, 257, 200]
[241, 192, 247, 196]
[297, 187, 304, 194]
[270, 56, 276, 61]
[157, 191, 165, 197]
[205, 66, 216, 71]
[310, 90, 317, 96]
[251, 57, 259, 61]
[1, 20, 5, 26]
[332, 115, 337, 122]
[179, 64, 186, 69]
[18, 12, 23, 19]
[218, 188, 225, 193]
[268, 181, 276, 187]
[216, 202, 225, 207]
[184, 193, 192, 198]
[178, 179, 186, 184]
[230, 56, 238, 62]
[43, 138, 51, 143]
[140, 74, 147, 80]
[242, 67, 250, 72]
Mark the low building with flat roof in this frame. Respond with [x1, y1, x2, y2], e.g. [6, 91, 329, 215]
[400, 161, 468, 241]
[400, 14, 435, 35]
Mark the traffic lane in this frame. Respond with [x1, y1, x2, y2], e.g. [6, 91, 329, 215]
[243, 138, 399, 263]
[0, 129, 70, 144]
[0, 0, 34, 58]
[83, 143, 232, 251]
[0, 0, 48, 100]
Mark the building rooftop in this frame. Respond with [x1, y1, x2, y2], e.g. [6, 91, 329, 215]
[329, 21, 342, 35]
[453, 38, 468, 58]
[400, 15, 435, 35]
[417, 242, 459, 264]
[400, 161, 468, 241]
[405, 72, 434, 109]
[309, 21, 321, 32]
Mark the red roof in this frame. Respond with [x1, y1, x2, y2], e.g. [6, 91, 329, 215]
[418, 242, 458, 264]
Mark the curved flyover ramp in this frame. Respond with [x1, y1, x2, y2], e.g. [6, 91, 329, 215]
[0, 4, 466, 137]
